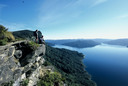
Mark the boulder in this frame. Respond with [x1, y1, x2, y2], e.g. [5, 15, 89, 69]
[0, 41, 46, 85]
[20, 44, 45, 66]
[13, 69, 22, 80]
[35, 44, 45, 56]
[8, 46, 15, 57]
[0, 65, 13, 83]
[14, 50, 22, 59]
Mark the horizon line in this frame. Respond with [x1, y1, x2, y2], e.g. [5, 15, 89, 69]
[45, 38, 128, 40]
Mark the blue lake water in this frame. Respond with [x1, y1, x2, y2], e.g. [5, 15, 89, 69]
[53, 44, 128, 86]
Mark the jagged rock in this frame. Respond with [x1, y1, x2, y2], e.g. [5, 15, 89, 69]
[36, 56, 41, 62]
[28, 66, 42, 86]
[35, 44, 45, 56]
[21, 73, 26, 80]
[0, 46, 15, 57]
[0, 65, 13, 83]
[20, 44, 45, 66]
[0, 49, 18, 84]
[13, 69, 22, 80]
[39, 58, 45, 65]
[14, 50, 22, 59]
[13, 73, 26, 86]
[8, 46, 15, 57]
[0, 41, 46, 85]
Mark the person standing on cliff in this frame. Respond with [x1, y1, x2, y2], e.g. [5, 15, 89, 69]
[39, 35, 45, 45]
[34, 30, 38, 43]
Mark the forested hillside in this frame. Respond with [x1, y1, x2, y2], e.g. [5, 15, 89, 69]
[12, 30, 42, 39]
[44, 45, 96, 86]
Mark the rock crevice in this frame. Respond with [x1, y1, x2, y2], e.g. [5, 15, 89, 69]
[0, 41, 46, 86]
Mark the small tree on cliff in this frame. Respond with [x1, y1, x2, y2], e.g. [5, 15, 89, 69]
[0, 25, 8, 39]
[0, 25, 15, 45]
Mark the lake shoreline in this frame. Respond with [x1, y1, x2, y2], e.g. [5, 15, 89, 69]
[54, 44, 128, 86]
[53, 45, 97, 86]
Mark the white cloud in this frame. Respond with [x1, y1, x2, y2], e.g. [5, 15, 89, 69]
[37, 0, 87, 27]
[117, 14, 128, 19]
[91, 0, 107, 7]
[37, 0, 108, 27]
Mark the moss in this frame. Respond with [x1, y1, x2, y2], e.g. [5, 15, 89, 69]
[20, 79, 29, 86]
[15, 38, 25, 41]
[28, 41, 39, 50]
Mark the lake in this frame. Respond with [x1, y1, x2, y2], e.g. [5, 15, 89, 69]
[53, 44, 128, 86]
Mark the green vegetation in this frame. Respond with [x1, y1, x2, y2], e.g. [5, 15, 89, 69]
[9, 29, 96, 86]
[46, 42, 55, 46]
[44, 45, 96, 86]
[0, 38, 8, 45]
[0, 25, 15, 45]
[12, 30, 42, 39]
[28, 41, 39, 50]
[20, 79, 29, 86]
[1, 81, 14, 86]
[37, 71, 63, 86]
[62, 40, 100, 48]
[12, 30, 43, 44]
[43, 61, 51, 66]
[15, 38, 25, 41]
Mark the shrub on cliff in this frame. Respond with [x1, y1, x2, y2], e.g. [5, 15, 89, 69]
[37, 71, 63, 86]
[0, 38, 8, 45]
[28, 41, 39, 50]
[20, 79, 29, 86]
[0, 25, 15, 45]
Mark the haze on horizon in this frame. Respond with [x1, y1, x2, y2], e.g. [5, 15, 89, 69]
[0, 0, 128, 39]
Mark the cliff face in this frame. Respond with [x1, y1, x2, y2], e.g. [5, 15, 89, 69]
[0, 28, 96, 86]
[0, 40, 96, 86]
[0, 40, 46, 86]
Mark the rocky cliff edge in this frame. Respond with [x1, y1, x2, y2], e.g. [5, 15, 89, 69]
[0, 40, 49, 86]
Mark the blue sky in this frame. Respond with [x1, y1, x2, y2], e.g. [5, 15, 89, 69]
[0, 0, 128, 39]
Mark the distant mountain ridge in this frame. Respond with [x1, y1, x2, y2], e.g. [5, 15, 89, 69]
[104, 39, 128, 46]
[46, 38, 128, 47]
[92, 39, 112, 43]
[62, 40, 100, 48]
[46, 39, 76, 45]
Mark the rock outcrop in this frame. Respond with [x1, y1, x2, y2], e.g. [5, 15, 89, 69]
[0, 40, 46, 86]
[0, 40, 96, 86]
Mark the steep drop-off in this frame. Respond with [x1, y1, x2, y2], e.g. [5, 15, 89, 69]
[0, 40, 51, 86]
[44, 45, 96, 86]
[0, 40, 96, 86]
[0, 29, 96, 86]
